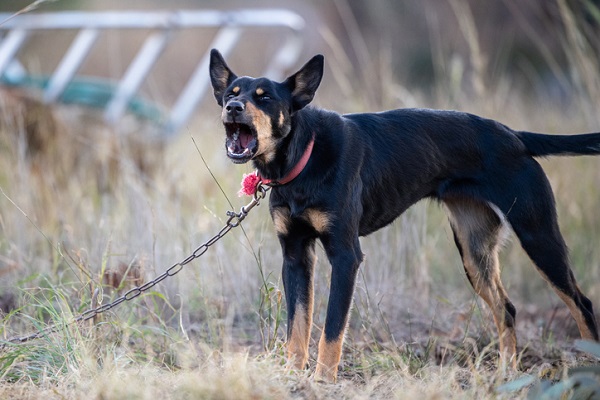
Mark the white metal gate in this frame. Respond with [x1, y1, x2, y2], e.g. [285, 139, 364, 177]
[0, 9, 305, 136]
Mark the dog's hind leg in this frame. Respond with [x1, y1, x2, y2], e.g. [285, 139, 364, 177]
[445, 198, 518, 366]
[503, 163, 599, 342]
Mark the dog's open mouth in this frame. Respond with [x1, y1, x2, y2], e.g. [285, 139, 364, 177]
[225, 122, 258, 163]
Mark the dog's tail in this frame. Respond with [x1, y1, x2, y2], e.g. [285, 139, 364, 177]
[517, 130, 600, 157]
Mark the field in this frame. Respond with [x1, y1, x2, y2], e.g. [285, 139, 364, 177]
[2, 1, 600, 399]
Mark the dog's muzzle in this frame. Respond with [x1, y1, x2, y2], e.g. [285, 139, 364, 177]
[222, 100, 259, 163]
[223, 120, 257, 163]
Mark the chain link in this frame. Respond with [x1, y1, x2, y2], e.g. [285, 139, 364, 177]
[0, 184, 269, 349]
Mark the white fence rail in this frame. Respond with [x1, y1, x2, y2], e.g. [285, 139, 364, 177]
[0, 9, 305, 136]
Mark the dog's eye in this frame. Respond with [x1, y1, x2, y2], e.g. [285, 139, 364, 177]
[259, 95, 271, 101]
[226, 94, 235, 99]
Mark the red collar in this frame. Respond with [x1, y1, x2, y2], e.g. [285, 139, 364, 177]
[259, 134, 315, 186]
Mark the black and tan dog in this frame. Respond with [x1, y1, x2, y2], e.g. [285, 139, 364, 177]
[209, 49, 600, 382]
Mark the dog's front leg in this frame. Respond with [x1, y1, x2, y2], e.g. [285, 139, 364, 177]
[314, 235, 362, 383]
[280, 234, 317, 370]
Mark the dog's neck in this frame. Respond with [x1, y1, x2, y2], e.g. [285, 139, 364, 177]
[258, 134, 314, 186]
[254, 110, 316, 184]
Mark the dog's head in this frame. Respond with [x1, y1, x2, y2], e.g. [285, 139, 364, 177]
[209, 49, 323, 165]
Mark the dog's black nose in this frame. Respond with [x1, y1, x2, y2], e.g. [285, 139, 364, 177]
[226, 100, 245, 117]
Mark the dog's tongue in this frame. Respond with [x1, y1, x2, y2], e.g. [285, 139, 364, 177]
[239, 131, 252, 148]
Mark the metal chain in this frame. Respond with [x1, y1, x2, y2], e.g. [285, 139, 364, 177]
[0, 184, 270, 348]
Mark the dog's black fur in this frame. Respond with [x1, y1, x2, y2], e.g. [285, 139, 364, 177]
[209, 49, 600, 382]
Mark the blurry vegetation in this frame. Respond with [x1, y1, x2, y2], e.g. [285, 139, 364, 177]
[333, 0, 600, 97]
[0, 0, 600, 398]
[498, 340, 600, 399]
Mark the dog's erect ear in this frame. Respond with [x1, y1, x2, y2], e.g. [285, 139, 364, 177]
[283, 54, 324, 113]
[209, 49, 237, 106]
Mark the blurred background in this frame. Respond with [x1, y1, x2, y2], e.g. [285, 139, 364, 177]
[2, 0, 600, 117]
[1, 0, 600, 365]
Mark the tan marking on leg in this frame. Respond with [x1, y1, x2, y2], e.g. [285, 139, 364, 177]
[287, 304, 312, 370]
[514, 231, 597, 340]
[272, 207, 291, 236]
[446, 199, 517, 367]
[232, 86, 240, 94]
[463, 254, 517, 365]
[286, 244, 316, 370]
[462, 253, 517, 366]
[552, 286, 596, 340]
[303, 209, 331, 234]
[488, 278, 517, 367]
[245, 102, 275, 163]
[314, 333, 344, 383]
[255, 87, 264, 96]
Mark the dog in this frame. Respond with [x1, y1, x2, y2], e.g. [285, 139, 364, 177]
[209, 49, 600, 382]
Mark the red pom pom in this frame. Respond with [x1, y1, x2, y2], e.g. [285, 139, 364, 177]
[238, 171, 261, 197]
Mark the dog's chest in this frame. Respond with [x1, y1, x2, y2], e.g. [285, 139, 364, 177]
[270, 200, 332, 237]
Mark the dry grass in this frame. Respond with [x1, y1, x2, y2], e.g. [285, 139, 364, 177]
[1, 1, 600, 398]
